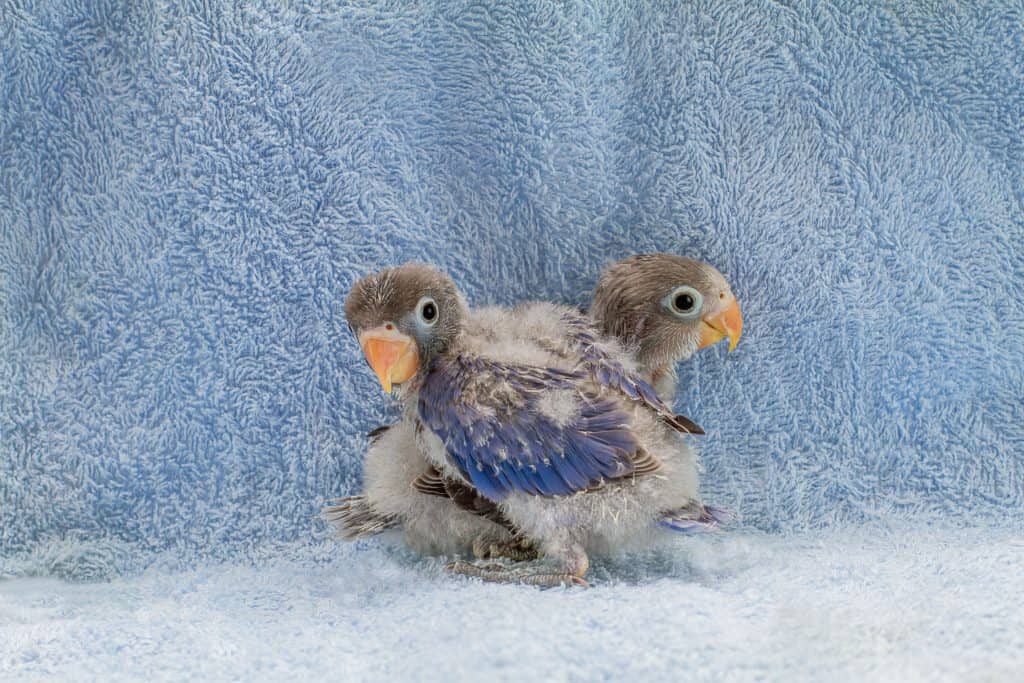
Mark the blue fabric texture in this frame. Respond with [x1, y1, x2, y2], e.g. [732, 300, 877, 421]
[2, 1, 1022, 568]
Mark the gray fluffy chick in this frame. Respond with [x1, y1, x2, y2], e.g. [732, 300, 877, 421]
[323, 258, 741, 589]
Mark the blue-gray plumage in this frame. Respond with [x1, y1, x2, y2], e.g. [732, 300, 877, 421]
[339, 262, 719, 586]
[416, 311, 699, 501]
[324, 255, 741, 580]
[419, 354, 636, 500]
[562, 314, 704, 433]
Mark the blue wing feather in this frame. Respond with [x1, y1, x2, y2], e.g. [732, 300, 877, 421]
[416, 313, 697, 501]
[561, 313, 702, 434]
[418, 353, 639, 500]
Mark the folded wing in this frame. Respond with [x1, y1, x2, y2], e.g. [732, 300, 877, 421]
[418, 355, 643, 501]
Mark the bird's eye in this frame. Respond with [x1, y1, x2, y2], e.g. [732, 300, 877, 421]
[663, 286, 703, 319]
[417, 296, 438, 326]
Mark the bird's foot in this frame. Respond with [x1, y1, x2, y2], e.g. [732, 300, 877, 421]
[471, 536, 540, 562]
[444, 560, 588, 588]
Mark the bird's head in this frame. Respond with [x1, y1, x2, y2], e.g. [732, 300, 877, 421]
[589, 253, 743, 373]
[344, 263, 465, 393]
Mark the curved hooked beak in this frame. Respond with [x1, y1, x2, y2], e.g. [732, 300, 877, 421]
[698, 296, 743, 352]
[358, 325, 420, 393]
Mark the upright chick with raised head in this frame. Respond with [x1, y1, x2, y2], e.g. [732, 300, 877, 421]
[591, 253, 742, 400]
[340, 262, 712, 586]
[325, 254, 743, 558]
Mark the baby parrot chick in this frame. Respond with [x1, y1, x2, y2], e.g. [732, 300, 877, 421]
[325, 255, 743, 571]
[590, 253, 742, 400]
[337, 262, 714, 586]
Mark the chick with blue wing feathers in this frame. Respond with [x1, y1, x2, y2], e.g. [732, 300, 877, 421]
[323, 254, 743, 563]
[338, 262, 734, 586]
[589, 254, 743, 530]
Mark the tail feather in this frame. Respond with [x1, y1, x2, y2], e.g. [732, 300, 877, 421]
[322, 495, 398, 540]
[670, 413, 705, 435]
[659, 503, 736, 535]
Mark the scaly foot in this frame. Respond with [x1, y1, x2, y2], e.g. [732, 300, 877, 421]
[445, 560, 589, 588]
[471, 536, 540, 562]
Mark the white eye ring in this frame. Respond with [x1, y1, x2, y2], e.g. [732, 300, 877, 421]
[416, 296, 438, 326]
[663, 286, 703, 319]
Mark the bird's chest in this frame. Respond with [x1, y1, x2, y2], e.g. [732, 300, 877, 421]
[412, 417, 470, 484]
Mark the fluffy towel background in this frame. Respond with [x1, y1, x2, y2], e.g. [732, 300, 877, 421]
[2, 0, 1022, 679]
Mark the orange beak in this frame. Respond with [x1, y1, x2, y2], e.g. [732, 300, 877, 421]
[698, 297, 743, 352]
[358, 326, 420, 393]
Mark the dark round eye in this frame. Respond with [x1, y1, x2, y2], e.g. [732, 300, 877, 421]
[417, 296, 438, 326]
[663, 285, 703, 318]
[674, 293, 695, 311]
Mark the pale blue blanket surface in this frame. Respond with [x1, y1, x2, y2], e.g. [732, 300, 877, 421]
[2, 1, 1022, 678]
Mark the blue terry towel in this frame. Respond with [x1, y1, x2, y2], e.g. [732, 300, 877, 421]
[1, 1, 1022, 566]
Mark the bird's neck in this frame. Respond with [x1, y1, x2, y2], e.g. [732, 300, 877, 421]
[647, 364, 679, 403]
[394, 371, 426, 404]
